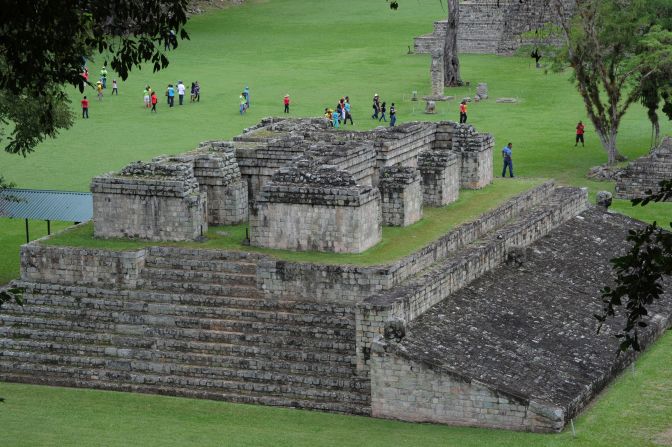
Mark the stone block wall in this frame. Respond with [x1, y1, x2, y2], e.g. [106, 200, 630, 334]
[433, 122, 493, 189]
[91, 160, 207, 241]
[418, 150, 460, 206]
[370, 340, 563, 432]
[20, 241, 145, 288]
[414, 0, 573, 55]
[615, 137, 672, 200]
[379, 166, 423, 226]
[355, 187, 589, 373]
[189, 149, 249, 225]
[257, 182, 556, 304]
[251, 161, 382, 253]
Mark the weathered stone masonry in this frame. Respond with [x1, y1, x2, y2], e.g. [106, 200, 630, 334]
[615, 137, 672, 201]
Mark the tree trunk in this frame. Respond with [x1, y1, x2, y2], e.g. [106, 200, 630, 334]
[444, 0, 461, 87]
[597, 127, 624, 165]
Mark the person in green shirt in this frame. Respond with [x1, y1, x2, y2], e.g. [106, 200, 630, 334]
[239, 94, 247, 115]
[100, 66, 108, 89]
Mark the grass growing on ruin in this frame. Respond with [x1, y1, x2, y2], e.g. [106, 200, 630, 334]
[1, 329, 671, 447]
[41, 178, 541, 265]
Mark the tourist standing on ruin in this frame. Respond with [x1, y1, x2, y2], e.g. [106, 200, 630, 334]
[151, 91, 158, 112]
[379, 102, 387, 122]
[389, 103, 396, 127]
[575, 121, 585, 147]
[81, 96, 89, 119]
[344, 97, 353, 125]
[459, 100, 468, 123]
[284, 94, 290, 113]
[372, 94, 380, 119]
[502, 142, 514, 178]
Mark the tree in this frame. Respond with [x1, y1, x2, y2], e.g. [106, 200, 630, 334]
[0, 0, 190, 157]
[553, 0, 672, 165]
[388, 0, 461, 86]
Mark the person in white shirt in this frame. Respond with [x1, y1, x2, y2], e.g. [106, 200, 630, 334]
[177, 81, 186, 105]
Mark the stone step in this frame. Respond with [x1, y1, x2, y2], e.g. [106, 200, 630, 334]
[19, 294, 355, 329]
[140, 267, 257, 287]
[143, 257, 258, 274]
[0, 372, 371, 415]
[140, 280, 262, 297]
[0, 318, 356, 353]
[0, 339, 357, 377]
[19, 283, 353, 315]
[146, 246, 263, 262]
[0, 327, 355, 363]
[0, 361, 370, 405]
[0, 350, 367, 394]
[1, 307, 355, 338]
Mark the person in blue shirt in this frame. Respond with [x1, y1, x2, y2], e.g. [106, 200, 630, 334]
[243, 86, 250, 108]
[344, 97, 353, 125]
[502, 142, 514, 178]
[167, 84, 175, 107]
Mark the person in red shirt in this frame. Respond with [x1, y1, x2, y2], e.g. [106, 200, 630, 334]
[575, 121, 585, 147]
[151, 91, 158, 113]
[283, 94, 290, 113]
[81, 96, 89, 119]
[459, 100, 468, 123]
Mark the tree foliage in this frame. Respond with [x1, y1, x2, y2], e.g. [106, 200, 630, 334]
[0, 0, 189, 157]
[597, 179, 672, 352]
[553, 0, 672, 164]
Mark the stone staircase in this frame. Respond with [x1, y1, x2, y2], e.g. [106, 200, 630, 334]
[0, 247, 370, 414]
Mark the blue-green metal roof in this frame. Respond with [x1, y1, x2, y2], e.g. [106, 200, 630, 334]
[0, 189, 92, 222]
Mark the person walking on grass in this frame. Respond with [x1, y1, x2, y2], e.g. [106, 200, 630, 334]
[459, 100, 468, 123]
[194, 81, 201, 102]
[81, 96, 89, 119]
[389, 103, 396, 127]
[332, 107, 340, 128]
[112, 79, 118, 95]
[240, 93, 247, 115]
[379, 102, 387, 122]
[344, 97, 353, 125]
[167, 84, 175, 107]
[372, 94, 380, 119]
[502, 142, 514, 178]
[575, 121, 585, 147]
[143, 86, 150, 108]
[96, 81, 103, 101]
[177, 81, 186, 105]
[190, 82, 196, 102]
[151, 91, 158, 113]
[284, 94, 290, 113]
[100, 66, 108, 89]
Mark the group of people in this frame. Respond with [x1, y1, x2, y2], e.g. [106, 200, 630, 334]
[80, 65, 118, 118]
[371, 94, 396, 127]
[324, 96, 354, 128]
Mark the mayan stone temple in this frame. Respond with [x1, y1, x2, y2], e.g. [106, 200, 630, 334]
[2, 117, 671, 432]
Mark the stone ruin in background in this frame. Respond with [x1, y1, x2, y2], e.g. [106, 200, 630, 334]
[413, 0, 574, 56]
[91, 117, 495, 252]
[615, 137, 672, 201]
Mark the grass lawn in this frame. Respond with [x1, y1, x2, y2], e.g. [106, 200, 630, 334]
[41, 178, 542, 265]
[0, 329, 671, 447]
[0, 0, 671, 444]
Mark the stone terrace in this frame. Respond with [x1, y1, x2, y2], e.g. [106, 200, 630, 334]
[370, 208, 672, 431]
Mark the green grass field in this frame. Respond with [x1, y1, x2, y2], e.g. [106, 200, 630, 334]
[1, 0, 671, 444]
